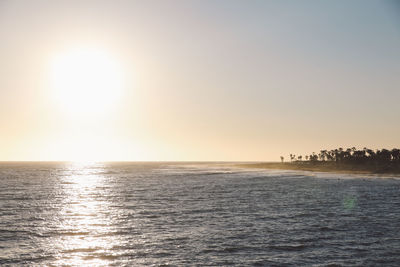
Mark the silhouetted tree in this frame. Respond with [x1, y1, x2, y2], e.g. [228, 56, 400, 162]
[291, 147, 398, 171]
[319, 150, 327, 161]
[391, 149, 400, 162]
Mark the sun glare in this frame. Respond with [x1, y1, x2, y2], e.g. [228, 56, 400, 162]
[50, 47, 124, 116]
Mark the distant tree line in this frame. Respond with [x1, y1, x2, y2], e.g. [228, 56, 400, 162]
[281, 147, 400, 165]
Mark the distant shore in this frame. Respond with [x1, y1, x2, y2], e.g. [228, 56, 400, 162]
[237, 162, 400, 175]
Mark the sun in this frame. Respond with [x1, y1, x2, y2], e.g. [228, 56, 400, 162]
[50, 47, 124, 116]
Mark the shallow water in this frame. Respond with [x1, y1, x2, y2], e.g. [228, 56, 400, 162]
[0, 162, 399, 266]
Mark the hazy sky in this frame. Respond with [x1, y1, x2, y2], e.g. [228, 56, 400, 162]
[0, 0, 399, 161]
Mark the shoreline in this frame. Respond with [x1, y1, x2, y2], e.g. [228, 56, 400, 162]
[236, 162, 400, 176]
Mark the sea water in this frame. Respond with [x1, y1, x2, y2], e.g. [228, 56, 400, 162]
[0, 162, 399, 266]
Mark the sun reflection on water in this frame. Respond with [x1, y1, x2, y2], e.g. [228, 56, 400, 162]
[53, 162, 121, 266]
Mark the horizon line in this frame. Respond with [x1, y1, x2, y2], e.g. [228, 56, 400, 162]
[0, 160, 277, 163]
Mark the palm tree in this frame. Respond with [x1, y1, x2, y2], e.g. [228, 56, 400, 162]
[334, 149, 339, 162]
[320, 150, 327, 161]
[310, 152, 318, 162]
[366, 148, 375, 160]
[292, 147, 399, 170]
[345, 148, 352, 162]
[391, 149, 400, 162]
[326, 150, 334, 161]
[380, 149, 391, 163]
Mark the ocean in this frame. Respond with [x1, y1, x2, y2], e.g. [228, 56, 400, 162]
[0, 162, 399, 266]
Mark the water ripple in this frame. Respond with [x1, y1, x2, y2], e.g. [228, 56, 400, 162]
[0, 162, 400, 266]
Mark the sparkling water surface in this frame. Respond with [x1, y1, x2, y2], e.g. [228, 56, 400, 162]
[0, 162, 400, 266]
